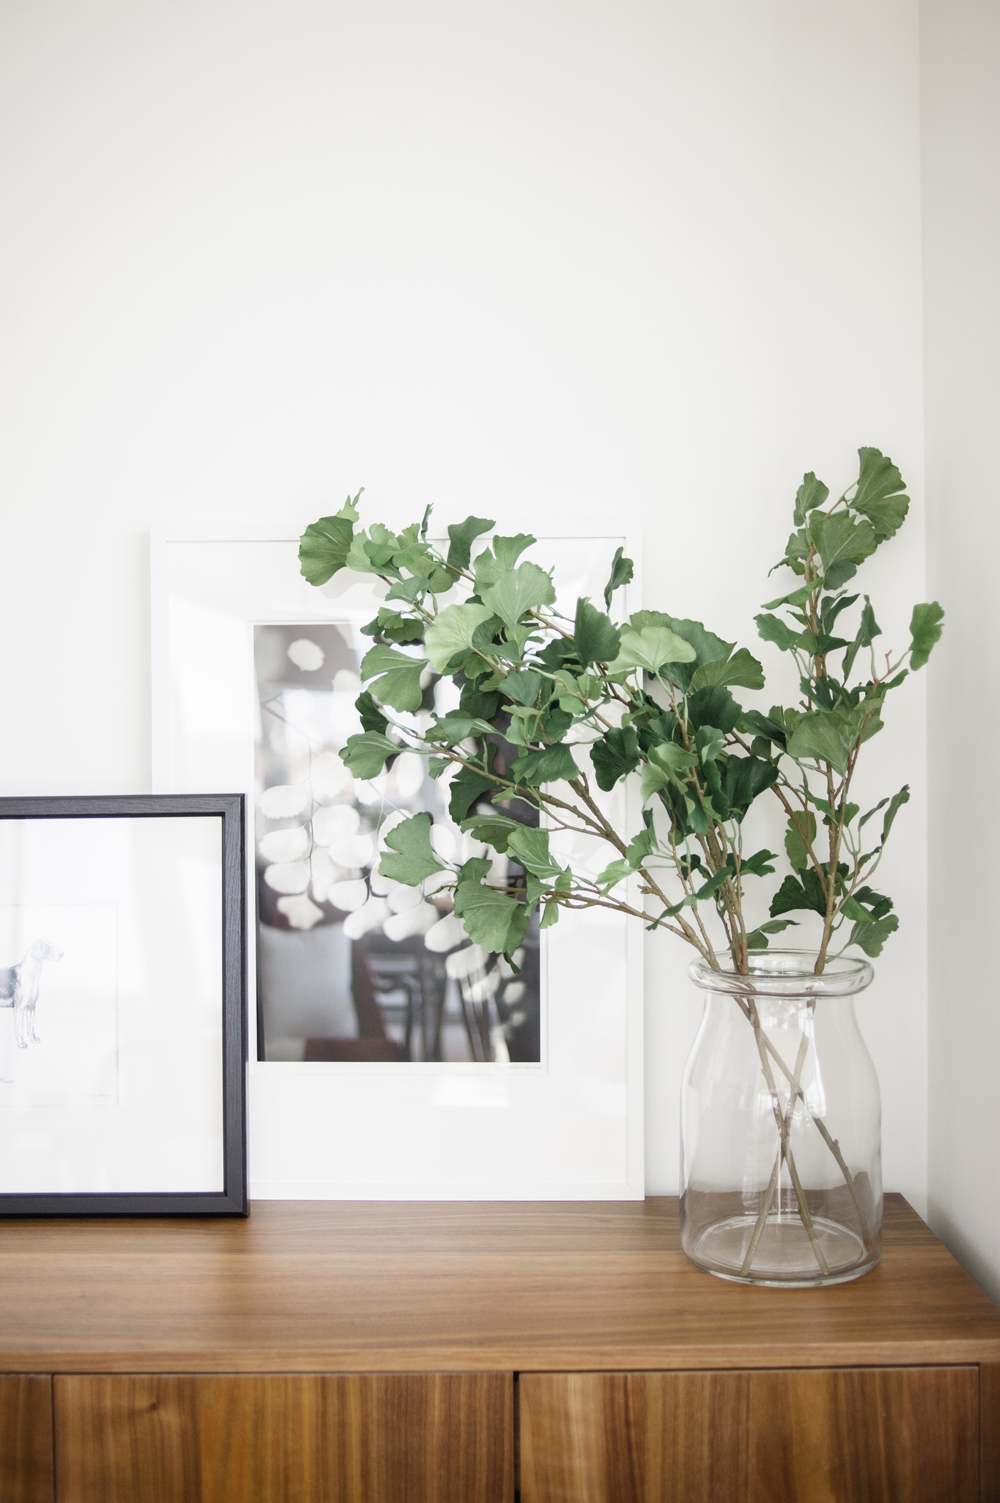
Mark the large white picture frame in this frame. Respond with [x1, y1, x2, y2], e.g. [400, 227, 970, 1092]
[152, 531, 643, 1199]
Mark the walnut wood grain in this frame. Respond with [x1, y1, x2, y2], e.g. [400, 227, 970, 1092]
[54, 1373, 512, 1503]
[519, 1367, 979, 1503]
[0, 1376, 53, 1503]
[982, 1363, 1000, 1502]
[0, 1197, 998, 1374]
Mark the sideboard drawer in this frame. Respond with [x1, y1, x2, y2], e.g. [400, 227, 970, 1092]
[0, 1376, 54, 1503]
[53, 1373, 513, 1503]
[519, 1367, 979, 1503]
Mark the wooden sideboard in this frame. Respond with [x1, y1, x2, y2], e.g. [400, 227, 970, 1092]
[1, 1195, 998, 1502]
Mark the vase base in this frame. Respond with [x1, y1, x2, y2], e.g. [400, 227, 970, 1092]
[686, 1212, 879, 1287]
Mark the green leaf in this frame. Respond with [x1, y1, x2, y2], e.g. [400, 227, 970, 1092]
[841, 887, 893, 924]
[793, 473, 829, 526]
[808, 511, 879, 574]
[473, 535, 536, 591]
[656, 617, 734, 691]
[502, 670, 545, 707]
[426, 714, 497, 744]
[880, 784, 910, 846]
[687, 685, 742, 735]
[770, 870, 828, 919]
[823, 560, 858, 591]
[859, 596, 881, 646]
[453, 868, 528, 958]
[595, 858, 632, 892]
[762, 580, 820, 611]
[481, 561, 555, 630]
[510, 743, 580, 786]
[384, 574, 434, 605]
[723, 755, 778, 816]
[446, 516, 494, 572]
[785, 709, 855, 776]
[821, 594, 860, 634]
[689, 646, 765, 693]
[449, 747, 500, 823]
[359, 643, 426, 713]
[740, 848, 778, 877]
[852, 448, 909, 541]
[755, 612, 802, 652]
[740, 709, 787, 747]
[640, 741, 697, 800]
[574, 598, 621, 666]
[298, 493, 362, 585]
[424, 602, 497, 673]
[609, 624, 697, 675]
[590, 726, 641, 791]
[745, 918, 799, 950]
[459, 812, 524, 853]
[604, 546, 634, 609]
[340, 731, 398, 779]
[849, 913, 899, 957]
[459, 685, 499, 719]
[784, 812, 817, 871]
[361, 607, 426, 644]
[344, 524, 400, 576]
[356, 691, 388, 735]
[506, 827, 564, 880]
[909, 601, 944, 670]
[379, 813, 446, 886]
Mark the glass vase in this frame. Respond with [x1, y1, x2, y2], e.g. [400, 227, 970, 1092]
[680, 950, 881, 1287]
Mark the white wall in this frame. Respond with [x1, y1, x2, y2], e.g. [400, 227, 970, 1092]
[0, 0, 928, 1201]
[922, 0, 1000, 1299]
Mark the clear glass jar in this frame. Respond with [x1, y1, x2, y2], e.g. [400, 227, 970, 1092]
[680, 950, 881, 1287]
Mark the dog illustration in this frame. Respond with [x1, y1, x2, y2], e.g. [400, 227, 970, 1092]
[0, 940, 64, 1048]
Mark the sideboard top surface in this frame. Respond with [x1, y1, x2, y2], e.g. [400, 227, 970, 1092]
[0, 1195, 997, 1373]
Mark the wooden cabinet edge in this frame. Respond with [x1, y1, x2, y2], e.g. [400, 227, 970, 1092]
[5, 1343, 1000, 1374]
[982, 1362, 1000, 1503]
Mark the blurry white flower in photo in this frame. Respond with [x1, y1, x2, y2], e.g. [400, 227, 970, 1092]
[354, 773, 388, 806]
[387, 883, 423, 915]
[342, 895, 390, 940]
[445, 944, 489, 980]
[424, 912, 467, 953]
[309, 849, 340, 902]
[311, 751, 353, 803]
[383, 902, 437, 942]
[286, 638, 324, 672]
[263, 861, 311, 895]
[327, 833, 374, 869]
[313, 804, 360, 845]
[389, 752, 425, 800]
[429, 823, 457, 862]
[260, 784, 311, 819]
[332, 668, 361, 694]
[327, 879, 369, 912]
[258, 826, 309, 864]
[276, 893, 324, 930]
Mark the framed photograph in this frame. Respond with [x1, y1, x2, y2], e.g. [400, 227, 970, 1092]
[153, 533, 643, 1200]
[0, 794, 247, 1215]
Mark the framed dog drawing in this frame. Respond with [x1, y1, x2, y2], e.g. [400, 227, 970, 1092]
[0, 794, 247, 1216]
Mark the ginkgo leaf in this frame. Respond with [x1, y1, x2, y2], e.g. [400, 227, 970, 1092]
[480, 561, 555, 629]
[379, 813, 447, 886]
[608, 624, 697, 674]
[424, 602, 496, 672]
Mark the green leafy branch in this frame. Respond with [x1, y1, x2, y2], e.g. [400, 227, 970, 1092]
[298, 451, 941, 975]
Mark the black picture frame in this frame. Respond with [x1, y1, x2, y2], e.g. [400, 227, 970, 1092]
[0, 794, 247, 1217]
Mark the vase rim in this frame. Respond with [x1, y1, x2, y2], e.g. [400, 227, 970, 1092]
[688, 948, 874, 998]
